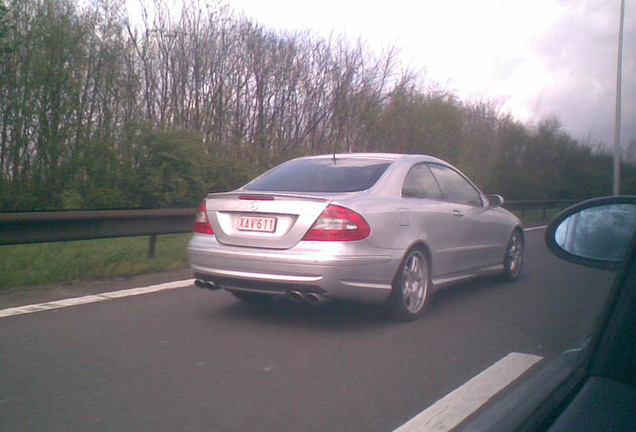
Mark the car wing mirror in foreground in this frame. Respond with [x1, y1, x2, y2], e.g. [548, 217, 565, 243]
[546, 196, 636, 270]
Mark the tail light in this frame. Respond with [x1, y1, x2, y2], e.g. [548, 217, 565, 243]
[302, 205, 370, 241]
[193, 200, 213, 234]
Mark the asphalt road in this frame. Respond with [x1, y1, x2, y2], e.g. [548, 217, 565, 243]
[0, 229, 616, 432]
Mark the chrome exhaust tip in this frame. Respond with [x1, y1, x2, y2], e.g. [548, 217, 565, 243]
[304, 293, 327, 305]
[195, 279, 221, 291]
[287, 291, 305, 303]
[205, 281, 221, 291]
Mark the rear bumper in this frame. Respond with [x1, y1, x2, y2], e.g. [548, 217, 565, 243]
[187, 233, 401, 303]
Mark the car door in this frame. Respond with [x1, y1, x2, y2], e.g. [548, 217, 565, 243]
[401, 163, 464, 279]
[427, 163, 496, 272]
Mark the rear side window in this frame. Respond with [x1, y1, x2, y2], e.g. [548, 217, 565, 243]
[244, 158, 391, 193]
[402, 164, 443, 199]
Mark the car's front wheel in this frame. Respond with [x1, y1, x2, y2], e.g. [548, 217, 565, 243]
[502, 229, 524, 281]
[388, 247, 430, 321]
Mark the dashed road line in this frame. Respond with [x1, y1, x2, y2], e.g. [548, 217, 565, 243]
[393, 352, 543, 432]
[0, 279, 194, 319]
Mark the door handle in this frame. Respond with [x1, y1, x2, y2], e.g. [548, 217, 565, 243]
[452, 209, 464, 218]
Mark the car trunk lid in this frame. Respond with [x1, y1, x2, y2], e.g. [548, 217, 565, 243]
[204, 192, 331, 249]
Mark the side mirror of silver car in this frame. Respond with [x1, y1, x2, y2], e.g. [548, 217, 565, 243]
[546, 196, 636, 270]
[487, 194, 504, 207]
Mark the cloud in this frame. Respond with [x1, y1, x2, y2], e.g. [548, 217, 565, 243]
[223, 0, 636, 148]
[526, 0, 636, 146]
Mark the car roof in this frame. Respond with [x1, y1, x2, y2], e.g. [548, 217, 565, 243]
[294, 153, 448, 165]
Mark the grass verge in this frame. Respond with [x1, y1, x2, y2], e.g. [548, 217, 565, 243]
[0, 233, 191, 293]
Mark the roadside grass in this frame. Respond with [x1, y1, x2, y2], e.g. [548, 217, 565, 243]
[0, 234, 191, 293]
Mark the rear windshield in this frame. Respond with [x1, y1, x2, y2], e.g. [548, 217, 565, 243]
[243, 158, 391, 193]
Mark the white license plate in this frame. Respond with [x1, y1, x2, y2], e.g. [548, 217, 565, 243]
[237, 215, 277, 233]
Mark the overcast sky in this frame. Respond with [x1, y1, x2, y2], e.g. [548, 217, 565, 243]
[225, 0, 635, 150]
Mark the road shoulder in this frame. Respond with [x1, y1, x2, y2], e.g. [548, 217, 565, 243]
[0, 268, 194, 309]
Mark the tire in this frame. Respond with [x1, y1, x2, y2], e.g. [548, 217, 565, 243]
[230, 291, 273, 304]
[502, 229, 524, 282]
[388, 248, 430, 321]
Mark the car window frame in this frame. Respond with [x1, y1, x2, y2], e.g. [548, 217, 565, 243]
[427, 163, 486, 207]
[401, 163, 444, 200]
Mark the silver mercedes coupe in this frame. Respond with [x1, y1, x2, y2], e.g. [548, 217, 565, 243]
[187, 153, 523, 320]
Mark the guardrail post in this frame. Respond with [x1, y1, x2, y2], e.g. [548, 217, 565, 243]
[148, 235, 157, 258]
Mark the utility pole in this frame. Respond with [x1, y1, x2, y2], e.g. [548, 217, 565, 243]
[613, 0, 625, 196]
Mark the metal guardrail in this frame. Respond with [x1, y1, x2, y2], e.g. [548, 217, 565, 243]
[502, 199, 579, 211]
[0, 199, 580, 252]
[503, 199, 580, 223]
[0, 208, 196, 257]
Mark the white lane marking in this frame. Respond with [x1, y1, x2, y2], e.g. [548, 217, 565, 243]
[524, 225, 547, 232]
[393, 352, 543, 432]
[0, 279, 194, 319]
